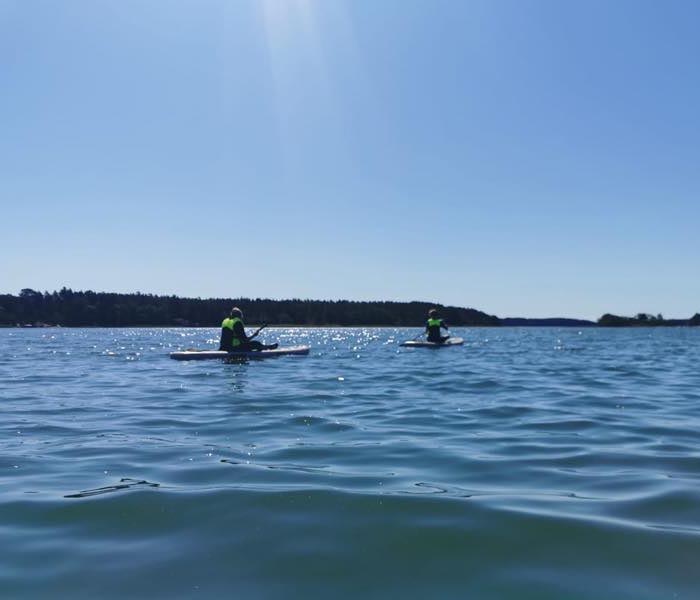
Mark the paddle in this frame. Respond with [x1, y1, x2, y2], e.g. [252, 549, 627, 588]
[412, 329, 427, 341]
[248, 323, 268, 339]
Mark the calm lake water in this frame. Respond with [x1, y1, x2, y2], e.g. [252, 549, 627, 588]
[2, 327, 699, 599]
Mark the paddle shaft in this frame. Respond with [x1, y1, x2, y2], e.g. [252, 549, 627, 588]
[248, 323, 267, 339]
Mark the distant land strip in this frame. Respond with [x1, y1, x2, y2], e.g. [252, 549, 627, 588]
[1, 289, 698, 328]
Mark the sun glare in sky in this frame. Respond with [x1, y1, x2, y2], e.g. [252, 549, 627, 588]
[260, 0, 317, 35]
[255, 0, 356, 175]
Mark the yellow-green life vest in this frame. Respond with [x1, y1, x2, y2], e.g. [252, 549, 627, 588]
[221, 316, 243, 346]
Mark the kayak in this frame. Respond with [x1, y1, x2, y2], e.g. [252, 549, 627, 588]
[170, 345, 310, 360]
[400, 337, 464, 348]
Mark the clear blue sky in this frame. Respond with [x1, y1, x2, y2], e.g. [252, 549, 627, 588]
[2, 0, 698, 320]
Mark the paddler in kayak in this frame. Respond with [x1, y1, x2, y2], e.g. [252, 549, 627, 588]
[426, 308, 450, 343]
[219, 307, 278, 352]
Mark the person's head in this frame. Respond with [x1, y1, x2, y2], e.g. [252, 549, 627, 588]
[230, 307, 243, 319]
[428, 308, 438, 318]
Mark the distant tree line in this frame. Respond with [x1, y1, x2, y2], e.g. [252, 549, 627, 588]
[4, 289, 697, 328]
[598, 312, 700, 327]
[500, 317, 596, 327]
[0, 288, 501, 327]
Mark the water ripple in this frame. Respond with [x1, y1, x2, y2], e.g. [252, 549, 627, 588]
[2, 326, 700, 598]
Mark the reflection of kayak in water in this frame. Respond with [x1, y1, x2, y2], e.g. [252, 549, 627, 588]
[400, 337, 464, 348]
[169, 346, 311, 360]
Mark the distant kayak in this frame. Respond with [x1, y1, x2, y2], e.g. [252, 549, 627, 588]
[400, 337, 464, 348]
[170, 345, 310, 361]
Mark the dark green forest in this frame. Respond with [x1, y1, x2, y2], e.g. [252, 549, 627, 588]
[597, 313, 700, 327]
[3, 289, 698, 328]
[0, 288, 500, 327]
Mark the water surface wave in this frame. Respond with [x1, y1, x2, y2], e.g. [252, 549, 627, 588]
[2, 327, 699, 598]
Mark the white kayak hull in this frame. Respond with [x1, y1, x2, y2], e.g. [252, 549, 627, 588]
[170, 345, 310, 360]
[400, 337, 464, 348]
